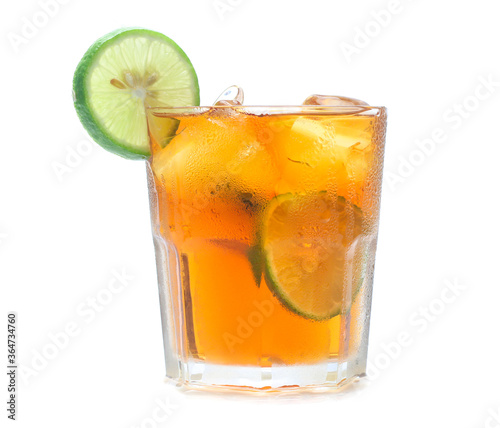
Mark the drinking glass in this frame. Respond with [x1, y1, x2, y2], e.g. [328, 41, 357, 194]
[146, 104, 387, 392]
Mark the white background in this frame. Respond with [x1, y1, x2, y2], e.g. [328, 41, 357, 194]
[2, 0, 500, 427]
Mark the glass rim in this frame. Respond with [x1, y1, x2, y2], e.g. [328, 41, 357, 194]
[147, 105, 386, 116]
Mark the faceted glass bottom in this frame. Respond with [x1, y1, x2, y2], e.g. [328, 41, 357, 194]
[166, 359, 367, 393]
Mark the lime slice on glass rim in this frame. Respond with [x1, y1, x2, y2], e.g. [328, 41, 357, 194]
[260, 192, 366, 321]
[73, 28, 199, 159]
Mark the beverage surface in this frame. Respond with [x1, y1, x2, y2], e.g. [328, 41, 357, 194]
[148, 107, 386, 365]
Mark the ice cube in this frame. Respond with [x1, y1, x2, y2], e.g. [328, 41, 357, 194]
[213, 85, 244, 106]
[303, 94, 368, 106]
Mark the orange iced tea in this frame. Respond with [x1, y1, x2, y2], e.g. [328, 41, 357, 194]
[147, 105, 386, 389]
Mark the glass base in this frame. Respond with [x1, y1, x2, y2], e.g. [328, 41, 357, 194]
[167, 359, 366, 393]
